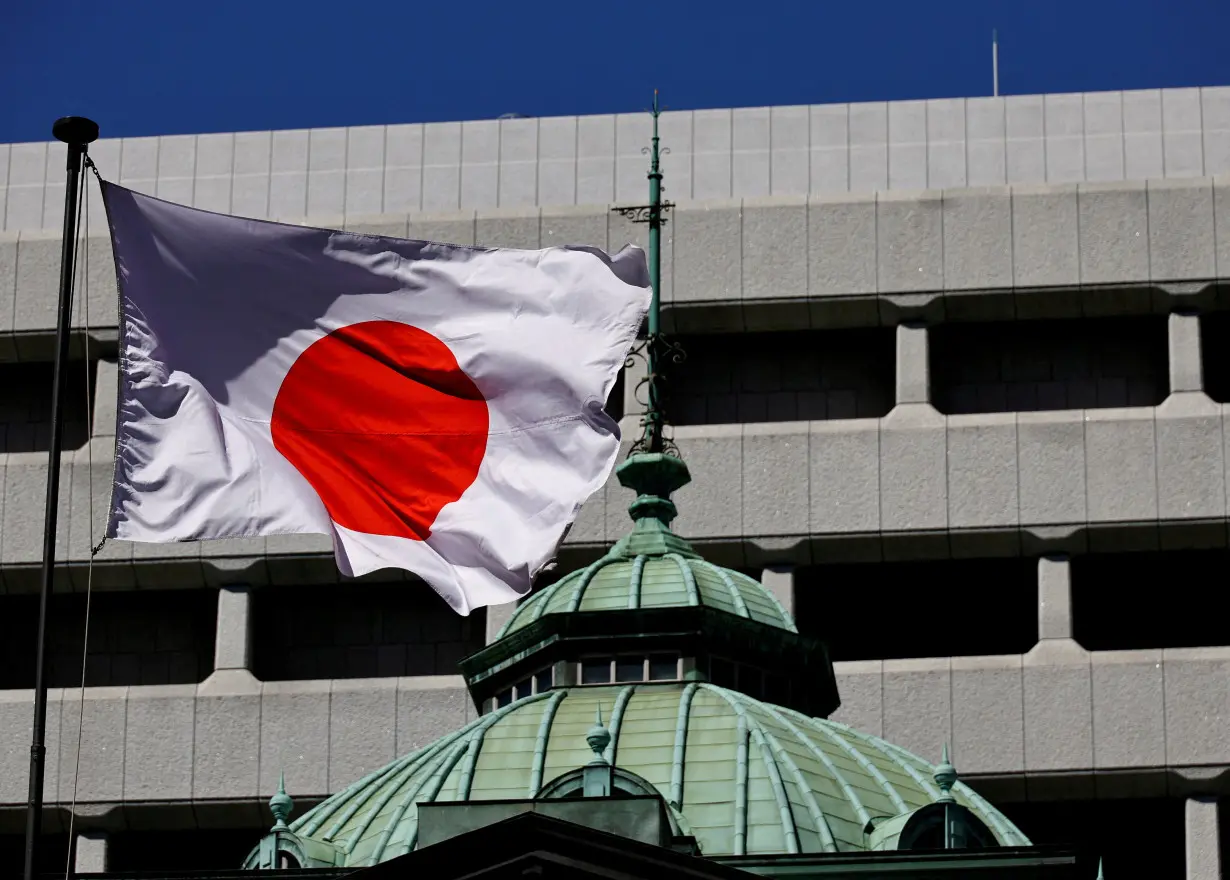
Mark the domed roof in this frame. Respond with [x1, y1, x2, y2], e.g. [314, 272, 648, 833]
[499, 553, 795, 638]
[289, 683, 1029, 867]
[500, 452, 794, 639]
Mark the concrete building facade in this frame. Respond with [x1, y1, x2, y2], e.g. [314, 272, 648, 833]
[1, 85, 1228, 876]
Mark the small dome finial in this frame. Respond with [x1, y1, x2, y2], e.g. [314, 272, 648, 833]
[934, 743, 957, 804]
[270, 771, 294, 831]
[586, 704, 612, 764]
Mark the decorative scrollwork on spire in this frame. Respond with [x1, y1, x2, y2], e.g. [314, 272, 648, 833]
[612, 90, 683, 459]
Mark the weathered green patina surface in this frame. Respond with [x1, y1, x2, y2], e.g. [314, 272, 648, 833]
[288, 682, 1027, 867]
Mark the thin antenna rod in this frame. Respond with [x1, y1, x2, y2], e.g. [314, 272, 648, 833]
[992, 29, 1000, 97]
[645, 90, 664, 453]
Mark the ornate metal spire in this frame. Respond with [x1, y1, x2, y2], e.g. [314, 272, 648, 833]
[614, 91, 683, 457]
[582, 703, 615, 796]
[933, 743, 957, 804]
[586, 704, 612, 765]
[270, 771, 294, 832]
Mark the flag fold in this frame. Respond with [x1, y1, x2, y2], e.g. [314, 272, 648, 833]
[102, 183, 649, 614]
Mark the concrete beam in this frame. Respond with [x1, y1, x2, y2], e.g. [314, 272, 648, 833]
[215, 586, 252, 671]
[6, 87, 1228, 234]
[0, 675, 473, 809]
[4, 178, 1229, 341]
[75, 831, 108, 873]
[1170, 312, 1205, 393]
[0, 644, 1219, 811]
[1038, 555, 1073, 641]
[895, 323, 930, 405]
[1185, 795, 1223, 880]
[759, 565, 795, 617]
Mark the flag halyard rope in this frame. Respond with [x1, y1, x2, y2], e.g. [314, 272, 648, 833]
[63, 167, 97, 880]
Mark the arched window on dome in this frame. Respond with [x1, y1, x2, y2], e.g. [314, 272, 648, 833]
[896, 803, 998, 851]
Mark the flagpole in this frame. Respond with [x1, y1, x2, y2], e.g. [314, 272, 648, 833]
[24, 115, 99, 880]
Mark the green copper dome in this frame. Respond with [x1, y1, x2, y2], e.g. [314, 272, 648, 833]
[287, 683, 1029, 867]
[501, 452, 794, 638]
[499, 554, 795, 638]
[249, 452, 1028, 871]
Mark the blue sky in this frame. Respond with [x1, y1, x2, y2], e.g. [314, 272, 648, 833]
[3, 0, 1228, 143]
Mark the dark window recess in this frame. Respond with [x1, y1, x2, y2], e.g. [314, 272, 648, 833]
[0, 590, 216, 689]
[615, 657, 643, 682]
[251, 583, 484, 680]
[605, 368, 625, 421]
[931, 317, 1169, 415]
[0, 359, 97, 453]
[580, 658, 612, 684]
[709, 657, 736, 689]
[996, 796, 1184, 880]
[1073, 550, 1230, 650]
[665, 329, 894, 425]
[1202, 311, 1230, 403]
[0, 834, 69, 874]
[107, 827, 266, 872]
[795, 559, 1037, 661]
[648, 654, 678, 680]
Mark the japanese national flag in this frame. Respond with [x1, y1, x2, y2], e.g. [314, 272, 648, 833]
[101, 183, 649, 614]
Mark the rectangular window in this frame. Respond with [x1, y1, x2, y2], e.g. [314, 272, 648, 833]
[615, 657, 644, 682]
[648, 654, 678, 681]
[709, 657, 736, 689]
[764, 675, 789, 707]
[931, 316, 1169, 414]
[795, 558, 1037, 661]
[0, 589, 216, 689]
[1202, 311, 1230, 403]
[513, 678, 533, 699]
[251, 582, 484, 680]
[1072, 549, 1230, 650]
[534, 668, 553, 693]
[997, 796, 1184, 879]
[736, 664, 764, 700]
[666, 329, 894, 425]
[580, 658, 612, 684]
[0, 359, 98, 453]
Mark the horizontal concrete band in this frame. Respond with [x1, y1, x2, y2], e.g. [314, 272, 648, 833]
[3, 399, 1229, 582]
[5, 177, 1230, 350]
[2, 397, 1229, 584]
[3, 87, 1229, 232]
[0, 645, 1225, 809]
[0, 671, 475, 810]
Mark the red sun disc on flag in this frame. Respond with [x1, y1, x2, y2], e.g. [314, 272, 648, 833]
[271, 320, 489, 541]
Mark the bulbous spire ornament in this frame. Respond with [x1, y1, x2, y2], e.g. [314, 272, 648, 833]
[270, 771, 294, 831]
[586, 705, 612, 764]
[933, 743, 958, 804]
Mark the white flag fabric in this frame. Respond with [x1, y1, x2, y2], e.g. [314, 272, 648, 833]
[101, 183, 649, 614]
